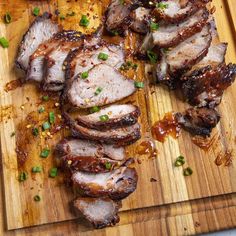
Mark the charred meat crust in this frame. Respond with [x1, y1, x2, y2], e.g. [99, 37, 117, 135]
[182, 63, 236, 108]
[75, 105, 141, 131]
[72, 166, 138, 200]
[73, 198, 122, 229]
[176, 107, 220, 137]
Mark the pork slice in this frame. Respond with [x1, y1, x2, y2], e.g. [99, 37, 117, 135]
[72, 165, 138, 200]
[175, 107, 220, 137]
[105, 0, 138, 35]
[182, 63, 236, 108]
[16, 12, 60, 71]
[26, 30, 83, 83]
[155, 24, 212, 89]
[130, 7, 151, 34]
[153, 0, 210, 24]
[150, 8, 209, 49]
[73, 197, 121, 228]
[76, 104, 140, 130]
[56, 138, 126, 161]
[66, 64, 136, 108]
[65, 43, 125, 81]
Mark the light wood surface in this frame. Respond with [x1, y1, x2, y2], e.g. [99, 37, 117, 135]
[0, 0, 235, 235]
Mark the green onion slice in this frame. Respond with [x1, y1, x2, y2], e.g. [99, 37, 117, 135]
[40, 148, 50, 158]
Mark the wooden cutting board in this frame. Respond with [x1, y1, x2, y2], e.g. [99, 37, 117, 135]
[0, 0, 235, 234]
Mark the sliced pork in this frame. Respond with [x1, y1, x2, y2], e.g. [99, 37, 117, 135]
[153, 0, 210, 24]
[182, 63, 236, 108]
[76, 104, 141, 130]
[142, 8, 209, 49]
[16, 12, 60, 71]
[105, 0, 138, 35]
[176, 107, 220, 137]
[56, 138, 126, 161]
[66, 64, 136, 108]
[155, 24, 212, 89]
[26, 30, 83, 83]
[73, 197, 121, 228]
[72, 165, 138, 200]
[130, 7, 151, 34]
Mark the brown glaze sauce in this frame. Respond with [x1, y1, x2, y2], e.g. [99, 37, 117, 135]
[4, 78, 24, 92]
[136, 140, 157, 158]
[215, 150, 233, 166]
[151, 112, 181, 143]
[191, 134, 219, 151]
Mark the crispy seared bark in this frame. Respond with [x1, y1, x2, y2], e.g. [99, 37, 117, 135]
[175, 107, 220, 137]
[75, 104, 141, 130]
[182, 63, 236, 108]
[73, 197, 121, 228]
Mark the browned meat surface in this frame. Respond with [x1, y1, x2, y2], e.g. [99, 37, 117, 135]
[56, 138, 126, 161]
[16, 12, 60, 71]
[65, 64, 136, 108]
[176, 107, 220, 136]
[76, 104, 141, 130]
[105, 0, 138, 35]
[153, 0, 210, 24]
[72, 165, 138, 200]
[142, 8, 209, 49]
[182, 63, 236, 108]
[26, 30, 82, 83]
[130, 7, 150, 34]
[73, 197, 121, 228]
[155, 24, 212, 89]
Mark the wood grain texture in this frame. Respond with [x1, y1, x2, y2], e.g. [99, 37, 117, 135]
[0, 0, 235, 234]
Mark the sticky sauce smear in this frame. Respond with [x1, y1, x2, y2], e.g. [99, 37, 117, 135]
[215, 150, 233, 166]
[136, 140, 158, 159]
[4, 78, 23, 92]
[191, 134, 219, 151]
[151, 112, 181, 143]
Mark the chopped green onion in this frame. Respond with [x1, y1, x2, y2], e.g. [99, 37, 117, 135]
[119, 0, 125, 5]
[162, 48, 170, 53]
[38, 107, 45, 113]
[42, 121, 50, 130]
[99, 115, 109, 122]
[49, 167, 58, 178]
[59, 14, 66, 20]
[66, 11, 76, 17]
[183, 167, 193, 176]
[32, 7, 40, 16]
[40, 148, 50, 158]
[98, 52, 108, 61]
[178, 155, 184, 160]
[120, 61, 138, 71]
[157, 2, 169, 9]
[0, 37, 9, 48]
[132, 64, 138, 70]
[34, 195, 41, 201]
[150, 22, 159, 31]
[10, 131, 15, 137]
[32, 166, 42, 173]
[49, 112, 55, 124]
[111, 30, 119, 36]
[81, 71, 89, 79]
[79, 15, 90, 27]
[95, 87, 103, 95]
[134, 81, 144, 88]
[89, 106, 100, 113]
[4, 12, 12, 24]
[174, 155, 185, 166]
[42, 95, 49, 101]
[147, 50, 158, 64]
[105, 162, 112, 170]
[32, 127, 39, 137]
[19, 172, 27, 182]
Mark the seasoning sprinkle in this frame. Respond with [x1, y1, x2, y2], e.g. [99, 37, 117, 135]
[33, 7, 40, 16]
[32, 166, 42, 173]
[89, 106, 100, 113]
[79, 15, 90, 27]
[99, 114, 109, 122]
[49, 167, 58, 178]
[42, 121, 50, 130]
[19, 172, 27, 182]
[49, 112, 55, 124]
[147, 50, 158, 64]
[134, 81, 144, 88]
[0, 37, 9, 48]
[81, 71, 89, 79]
[32, 127, 39, 137]
[105, 162, 112, 170]
[95, 87, 103, 95]
[40, 148, 50, 158]
[98, 52, 108, 61]
[150, 22, 159, 31]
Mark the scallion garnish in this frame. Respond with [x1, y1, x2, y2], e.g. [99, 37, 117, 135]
[0, 37, 9, 48]
[34, 195, 41, 201]
[32, 166, 42, 173]
[147, 50, 158, 64]
[105, 162, 112, 170]
[150, 22, 159, 31]
[32, 127, 39, 137]
[49, 112, 55, 124]
[98, 52, 108, 61]
[99, 114, 109, 122]
[33, 7, 40, 16]
[38, 107, 45, 113]
[42, 95, 49, 101]
[4, 12, 12, 24]
[19, 172, 27, 182]
[183, 167, 193, 176]
[89, 106, 100, 113]
[134, 81, 144, 88]
[79, 15, 90, 27]
[59, 14, 66, 20]
[49, 167, 58, 178]
[157, 2, 169, 9]
[174, 156, 185, 167]
[95, 87, 103, 95]
[42, 121, 50, 130]
[40, 148, 50, 158]
[10, 131, 15, 137]
[120, 61, 138, 71]
[66, 11, 76, 17]
[81, 71, 89, 79]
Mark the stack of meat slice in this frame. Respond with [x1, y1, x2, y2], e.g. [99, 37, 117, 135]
[105, 0, 236, 137]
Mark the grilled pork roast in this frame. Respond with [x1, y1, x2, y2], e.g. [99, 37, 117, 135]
[73, 197, 121, 229]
